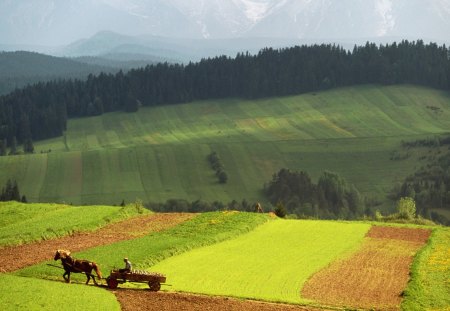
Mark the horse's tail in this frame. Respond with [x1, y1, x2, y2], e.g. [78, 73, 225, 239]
[93, 263, 102, 279]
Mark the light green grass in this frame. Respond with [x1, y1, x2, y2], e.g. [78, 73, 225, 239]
[0, 201, 147, 247]
[0, 274, 120, 311]
[150, 219, 371, 304]
[15, 212, 269, 284]
[401, 227, 450, 310]
[1, 85, 449, 205]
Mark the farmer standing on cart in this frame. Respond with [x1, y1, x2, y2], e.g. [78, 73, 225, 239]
[119, 257, 132, 273]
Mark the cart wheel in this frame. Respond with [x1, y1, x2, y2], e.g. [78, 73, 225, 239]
[107, 278, 119, 289]
[148, 280, 161, 291]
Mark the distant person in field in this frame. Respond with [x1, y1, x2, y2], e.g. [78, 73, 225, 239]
[119, 257, 132, 273]
[255, 202, 263, 213]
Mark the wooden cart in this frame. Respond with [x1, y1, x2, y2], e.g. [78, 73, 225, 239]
[106, 269, 166, 291]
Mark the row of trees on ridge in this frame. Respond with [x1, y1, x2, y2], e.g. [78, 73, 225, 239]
[1, 40, 450, 145]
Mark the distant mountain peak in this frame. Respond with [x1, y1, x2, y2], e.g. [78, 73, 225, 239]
[0, 0, 449, 46]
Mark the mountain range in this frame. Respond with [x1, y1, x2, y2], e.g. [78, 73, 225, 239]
[1, 0, 449, 48]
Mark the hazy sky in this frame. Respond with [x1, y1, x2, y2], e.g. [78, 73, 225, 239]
[0, 0, 449, 47]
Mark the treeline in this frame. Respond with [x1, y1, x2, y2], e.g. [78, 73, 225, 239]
[0, 179, 26, 202]
[207, 151, 228, 184]
[147, 198, 259, 213]
[1, 40, 450, 145]
[391, 136, 450, 225]
[264, 169, 364, 219]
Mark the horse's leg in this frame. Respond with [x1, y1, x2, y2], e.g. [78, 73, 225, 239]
[85, 274, 90, 285]
[63, 271, 70, 283]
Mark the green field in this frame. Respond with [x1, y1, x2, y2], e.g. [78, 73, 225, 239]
[0, 85, 449, 206]
[0, 274, 120, 311]
[4, 209, 449, 310]
[0, 201, 146, 247]
[150, 219, 370, 303]
[402, 227, 450, 310]
[14, 212, 269, 283]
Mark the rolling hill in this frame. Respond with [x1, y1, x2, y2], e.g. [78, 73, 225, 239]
[0, 51, 114, 95]
[0, 85, 448, 211]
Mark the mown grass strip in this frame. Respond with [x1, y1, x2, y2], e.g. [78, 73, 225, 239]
[0, 202, 147, 247]
[150, 219, 370, 304]
[15, 212, 269, 284]
[0, 274, 120, 311]
[401, 227, 450, 310]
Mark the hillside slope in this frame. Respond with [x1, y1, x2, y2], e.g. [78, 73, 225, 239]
[0, 51, 113, 95]
[0, 85, 449, 206]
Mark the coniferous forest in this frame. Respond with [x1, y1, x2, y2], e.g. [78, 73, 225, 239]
[0, 40, 449, 145]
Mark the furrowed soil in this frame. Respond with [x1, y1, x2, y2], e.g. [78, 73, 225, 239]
[1, 212, 330, 310]
[301, 226, 431, 310]
[0, 213, 194, 273]
[115, 290, 327, 311]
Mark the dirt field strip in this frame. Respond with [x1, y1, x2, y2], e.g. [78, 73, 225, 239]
[115, 290, 331, 311]
[301, 226, 431, 310]
[0, 213, 195, 273]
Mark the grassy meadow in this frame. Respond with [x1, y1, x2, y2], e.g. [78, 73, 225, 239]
[150, 219, 370, 303]
[8, 210, 449, 310]
[0, 201, 146, 247]
[402, 227, 450, 310]
[0, 85, 449, 207]
[0, 274, 120, 311]
[14, 212, 269, 282]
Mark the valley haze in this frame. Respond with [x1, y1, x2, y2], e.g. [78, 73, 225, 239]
[1, 0, 449, 58]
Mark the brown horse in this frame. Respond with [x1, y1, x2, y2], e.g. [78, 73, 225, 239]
[54, 250, 102, 285]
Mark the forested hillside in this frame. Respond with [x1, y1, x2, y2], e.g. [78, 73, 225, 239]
[0, 51, 113, 95]
[0, 40, 449, 145]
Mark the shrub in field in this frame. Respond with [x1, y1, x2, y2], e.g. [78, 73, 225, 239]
[397, 197, 416, 220]
[208, 151, 228, 184]
[274, 202, 287, 218]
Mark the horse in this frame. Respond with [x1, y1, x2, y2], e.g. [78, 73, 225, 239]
[54, 250, 102, 285]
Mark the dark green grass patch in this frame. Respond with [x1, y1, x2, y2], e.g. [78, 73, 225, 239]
[0, 201, 147, 247]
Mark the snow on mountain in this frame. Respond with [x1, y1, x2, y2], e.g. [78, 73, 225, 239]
[0, 0, 449, 47]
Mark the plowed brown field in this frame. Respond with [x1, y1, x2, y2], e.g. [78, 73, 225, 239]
[0, 213, 194, 272]
[301, 226, 431, 310]
[115, 290, 327, 311]
[1, 212, 331, 310]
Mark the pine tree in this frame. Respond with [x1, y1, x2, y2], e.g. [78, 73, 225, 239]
[23, 138, 34, 154]
[0, 179, 21, 201]
[0, 139, 6, 156]
[9, 137, 17, 155]
[11, 180, 20, 201]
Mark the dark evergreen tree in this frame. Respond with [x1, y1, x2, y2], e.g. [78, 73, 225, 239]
[0, 139, 6, 156]
[274, 201, 287, 218]
[0, 179, 21, 201]
[9, 136, 17, 155]
[124, 94, 139, 112]
[218, 171, 228, 184]
[23, 137, 34, 153]
[1, 41, 449, 144]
